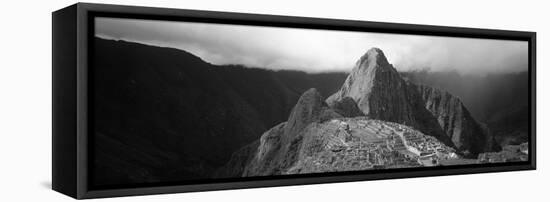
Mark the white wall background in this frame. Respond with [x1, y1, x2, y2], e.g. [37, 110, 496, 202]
[0, 0, 547, 201]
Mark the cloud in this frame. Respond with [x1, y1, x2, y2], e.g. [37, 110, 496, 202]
[95, 17, 528, 74]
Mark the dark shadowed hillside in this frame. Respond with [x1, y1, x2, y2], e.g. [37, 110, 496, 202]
[401, 70, 529, 147]
[92, 38, 528, 185]
[92, 38, 347, 186]
[326, 48, 493, 155]
[400, 70, 528, 121]
[219, 48, 506, 178]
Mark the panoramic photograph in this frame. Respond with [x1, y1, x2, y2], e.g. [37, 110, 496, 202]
[91, 17, 529, 187]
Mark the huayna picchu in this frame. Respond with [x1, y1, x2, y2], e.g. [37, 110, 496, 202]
[91, 37, 528, 184]
[217, 48, 521, 178]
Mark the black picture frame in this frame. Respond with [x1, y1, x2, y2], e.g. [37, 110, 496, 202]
[52, 2, 536, 199]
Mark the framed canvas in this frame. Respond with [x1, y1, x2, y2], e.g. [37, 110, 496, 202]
[52, 3, 536, 199]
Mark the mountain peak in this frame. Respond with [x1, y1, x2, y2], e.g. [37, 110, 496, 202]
[366, 47, 384, 56]
[300, 88, 323, 102]
[326, 48, 399, 108]
[285, 88, 342, 139]
[326, 47, 454, 149]
[356, 47, 391, 70]
[284, 88, 325, 136]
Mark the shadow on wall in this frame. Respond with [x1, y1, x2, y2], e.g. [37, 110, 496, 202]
[40, 181, 51, 189]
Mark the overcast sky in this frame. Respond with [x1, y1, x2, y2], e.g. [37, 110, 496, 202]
[96, 17, 528, 75]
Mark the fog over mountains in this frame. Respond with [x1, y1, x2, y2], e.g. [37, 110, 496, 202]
[218, 47, 514, 177]
[96, 17, 528, 75]
[92, 37, 528, 185]
[92, 38, 348, 185]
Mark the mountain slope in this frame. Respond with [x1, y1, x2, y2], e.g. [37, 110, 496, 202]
[218, 48, 499, 178]
[401, 70, 529, 148]
[325, 48, 497, 156]
[241, 89, 343, 176]
[92, 38, 347, 185]
[326, 48, 454, 148]
[94, 39, 506, 183]
[222, 89, 460, 178]
[416, 85, 497, 155]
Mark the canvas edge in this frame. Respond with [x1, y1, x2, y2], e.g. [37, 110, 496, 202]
[50, 2, 537, 199]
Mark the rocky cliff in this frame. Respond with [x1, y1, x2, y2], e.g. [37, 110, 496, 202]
[239, 89, 343, 176]
[92, 38, 348, 185]
[400, 70, 528, 148]
[218, 48, 499, 178]
[416, 85, 496, 155]
[326, 48, 453, 148]
[330, 97, 364, 118]
[220, 91, 459, 177]
[220, 88, 435, 177]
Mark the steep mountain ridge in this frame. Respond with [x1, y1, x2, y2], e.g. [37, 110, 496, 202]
[326, 48, 454, 148]
[221, 88, 462, 178]
[220, 48, 497, 178]
[94, 38, 507, 183]
[240, 89, 343, 176]
[416, 85, 497, 154]
[401, 70, 528, 147]
[92, 38, 347, 185]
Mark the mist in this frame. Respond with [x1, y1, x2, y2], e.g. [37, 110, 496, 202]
[95, 17, 528, 75]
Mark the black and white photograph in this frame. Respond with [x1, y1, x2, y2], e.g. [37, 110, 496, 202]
[91, 17, 530, 187]
[2, 0, 549, 201]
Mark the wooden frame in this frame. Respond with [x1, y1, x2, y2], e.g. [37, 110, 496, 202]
[52, 3, 536, 199]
